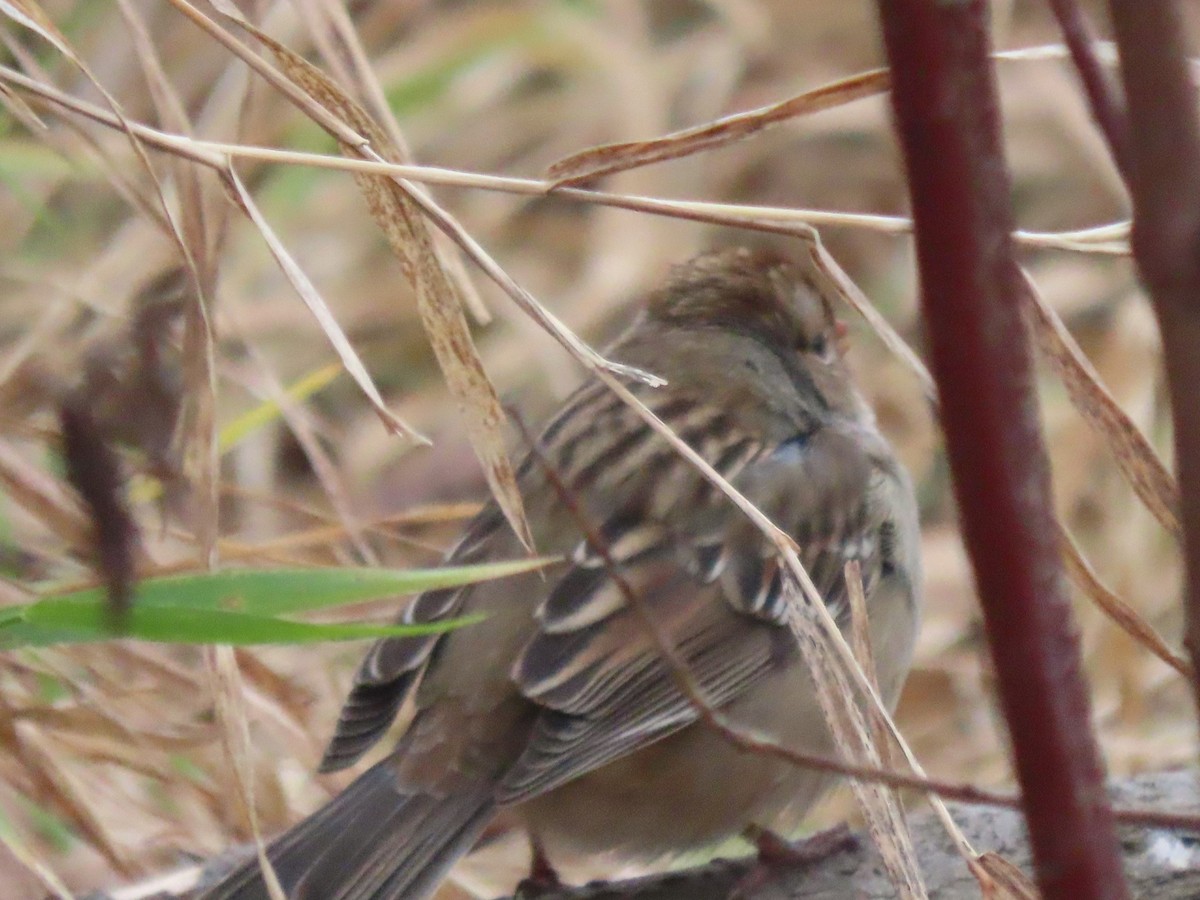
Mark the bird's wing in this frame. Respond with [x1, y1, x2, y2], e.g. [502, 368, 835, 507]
[319, 380, 739, 774]
[318, 507, 505, 773]
[498, 424, 884, 803]
[320, 381, 886, 802]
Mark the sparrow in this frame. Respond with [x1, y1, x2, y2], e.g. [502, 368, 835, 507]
[202, 246, 922, 900]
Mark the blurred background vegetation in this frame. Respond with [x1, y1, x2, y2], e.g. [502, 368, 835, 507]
[0, 1, 1194, 897]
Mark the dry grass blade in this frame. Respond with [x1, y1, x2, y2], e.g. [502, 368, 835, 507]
[0, 439, 91, 553]
[541, 41, 1147, 193]
[179, 302, 218, 568]
[1059, 523, 1190, 677]
[206, 646, 286, 900]
[1019, 268, 1179, 537]
[788, 578, 927, 898]
[539, 40, 1150, 195]
[224, 14, 532, 549]
[0, 0, 63, 44]
[46, 729, 180, 781]
[0, 77, 46, 133]
[115, 1, 222, 547]
[846, 560, 891, 760]
[546, 67, 890, 186]
[114, 0, 211, 277]
[819, 255, 1182, 688]
[801, 236, 936, 400]
[0, 63, 668, 393]
[361, 183, 533, 543]
[16, 726, 133, 876]
[14, 705, 209, 755]
[0, 73, 168, 232]
[971, 852, 1041, 899]
[994, 41, 1119, 64]
[202, 504, 474, 561]
[0, 9, 180, 240]
[0, 815, 74, 900]
[393, 185, 665, 387]
[220, 166, 426, 444]
[0, 63, 221, 167]
[238, 340, 378, 565]
[0, 68, 1137, 261]
[293, 0, 490, 325]
[1017, 221, 1130, 248]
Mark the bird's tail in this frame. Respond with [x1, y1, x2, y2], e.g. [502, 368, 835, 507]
[199, 759, 496, 900]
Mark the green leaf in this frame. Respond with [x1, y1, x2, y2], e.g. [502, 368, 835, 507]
[41, 558, 555, 614]
[8, 601, 482, 647]
[1, 557, 557, 649]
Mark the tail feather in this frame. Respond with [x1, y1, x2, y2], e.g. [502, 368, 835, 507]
[200, 761, 496, 900]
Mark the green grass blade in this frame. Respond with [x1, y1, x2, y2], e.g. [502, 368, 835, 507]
[0, 557, 556, 648]
[3, 602, 484, 648]
[34, 557, 557, 615]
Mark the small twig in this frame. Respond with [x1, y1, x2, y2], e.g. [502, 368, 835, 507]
[205, 646, 287, 900]
[1107, 0, 1200, 737]
[1047, 0, 1131, 179]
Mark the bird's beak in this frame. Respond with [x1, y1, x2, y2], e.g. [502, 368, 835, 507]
[834, 319, 851, 356]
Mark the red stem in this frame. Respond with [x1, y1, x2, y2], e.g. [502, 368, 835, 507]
[874, 3, 1128, 898]
[1105, 3, 1200, 731]
[1047, 0, 1131, 179]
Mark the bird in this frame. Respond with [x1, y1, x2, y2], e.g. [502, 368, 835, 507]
[201, 246, 922, 900]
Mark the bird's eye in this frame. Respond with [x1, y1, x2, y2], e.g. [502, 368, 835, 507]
[805, 332, 836, 362]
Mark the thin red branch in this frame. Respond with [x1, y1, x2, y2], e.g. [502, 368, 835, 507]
[1106, 3, 1200, 729]
[874, 4, 1128, 899]
[1047, 0, 1131, 178]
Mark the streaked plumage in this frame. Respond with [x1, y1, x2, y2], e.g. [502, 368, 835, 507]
[203, 247, 922, 900]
